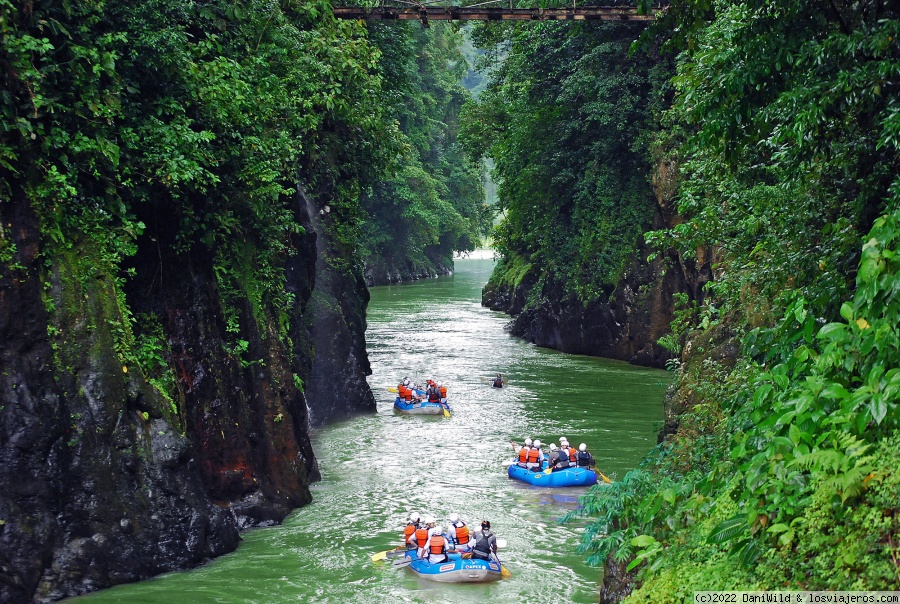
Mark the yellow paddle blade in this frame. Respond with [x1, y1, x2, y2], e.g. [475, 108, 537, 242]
[543, 468, 552, 474]
[599, 471, 612, 484]
[371, 550, 389, 562]
[387, 387, 398, 393]
[501, 566, 513, 578]
[443, 408, 451, 418]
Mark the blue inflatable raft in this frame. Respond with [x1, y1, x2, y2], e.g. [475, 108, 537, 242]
[404, 551, 503, 583]
[393, 397, 450, 415]
[507, 463, 598, 487]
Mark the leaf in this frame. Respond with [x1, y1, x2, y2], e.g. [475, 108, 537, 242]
[631, 534, 657, 548]
[788, 423, 803, 446]
[817, 323, 847, 340]
[706, 515, 747, 544]
[766, 523, 790, 534]
[840, 303, 854, 321]
[738, 538, 763, 566]
[661, 488, 677, 505]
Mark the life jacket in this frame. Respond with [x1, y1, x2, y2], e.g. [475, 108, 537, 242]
[429, 534, 446, 555]
[404, 523, 416, 545]
[527, 448, 540, 464]
[568, 448, 577, 462]
[415, 527, 430, 546]
[473, 531, 493, 558]
[428, 387, 440, 402]
[398, 385, 407, 400]
[439, 386, 447, 398]
[452, 522, 469, 545]
[577, 450, 592, 467]
[492, 378, 502, 388]
[518, 447, 529, 463]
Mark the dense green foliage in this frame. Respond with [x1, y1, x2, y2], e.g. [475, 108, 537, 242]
[1, 0, 398, 419]
[361, 22, 491, 277]
[461, 19, 670, 302]
[559, 0, 900, 595]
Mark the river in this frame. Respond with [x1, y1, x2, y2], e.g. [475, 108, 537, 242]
[73, 258, 668, 603]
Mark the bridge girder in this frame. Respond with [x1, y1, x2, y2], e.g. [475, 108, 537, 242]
[332, 3, 662, 23]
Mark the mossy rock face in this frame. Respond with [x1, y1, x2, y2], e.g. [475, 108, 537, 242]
[1, 194, 329, 601]
[484, 244, 687, 368]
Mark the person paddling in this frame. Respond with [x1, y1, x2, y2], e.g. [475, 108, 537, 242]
[471, 520, 498, 561]
[513, 438, 532, 468]
[576, 443, 595, 468]
[403, 512, 421, 550]
[447, 513, 473, 549]
[491, 373, 503, 388]
[423, 524, 450, 564]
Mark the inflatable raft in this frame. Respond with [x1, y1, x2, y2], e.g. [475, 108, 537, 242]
[404, 551, 503, 583]
[393, 397, 450, 415]
[507, 463, 598, 487]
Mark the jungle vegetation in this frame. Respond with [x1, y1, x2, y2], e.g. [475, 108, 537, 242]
[462, 0, 900, 595]
[361, 22, 492, 278]
[1, 1, 487, 399]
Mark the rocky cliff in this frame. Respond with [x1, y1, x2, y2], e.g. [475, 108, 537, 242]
[0, 187, 375, 601]
[483, 189, 712, 369]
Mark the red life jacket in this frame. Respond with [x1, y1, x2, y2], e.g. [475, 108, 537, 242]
[518, 447, 529, 463]
[428, 387, 440, 402]
[429, 534, 446, 555]
[454, 523, 469, 545]
[415, 527, 429, 546]
[527, 448, 540, 463]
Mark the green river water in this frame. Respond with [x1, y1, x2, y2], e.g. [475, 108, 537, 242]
[74, 258, 669, 603]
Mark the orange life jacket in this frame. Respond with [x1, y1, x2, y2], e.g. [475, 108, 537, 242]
[439, 386, 447, 397]
[518, 447, 528, 463]
[398, 385, 407, 399]
[429, 534, 446, 555]
[454, 523, 469, 545]
[527, 448, 540, 464]
[568, 448, 577, 462]
[404, 523, 416, 543]
[415, 527, 429, 546]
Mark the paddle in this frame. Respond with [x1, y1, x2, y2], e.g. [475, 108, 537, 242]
[371, 547, 402, 562]
[493, 550, 513, 579]
[393, 556, 413, 568]
[388, 387, 398, 393]
[442, 403, 451, 418]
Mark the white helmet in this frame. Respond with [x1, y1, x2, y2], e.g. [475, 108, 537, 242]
[408, 511, 420, 522]
[560, 436, 569, 445]
[448, 513, 459, 523]
[433, 525, 444, 535]
[533, 440, 541, 448]
[437, 381, 442, 387]
[579, 443, 587, 452]
[524, 438, 532, 446]
[424, 515, 435, 525]
[549, 443, 557, 451]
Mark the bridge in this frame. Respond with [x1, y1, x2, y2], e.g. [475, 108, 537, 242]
[332, 1, 664, 24]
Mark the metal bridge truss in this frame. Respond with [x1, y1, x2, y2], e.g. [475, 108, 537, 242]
[331, 1, 664, 23]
